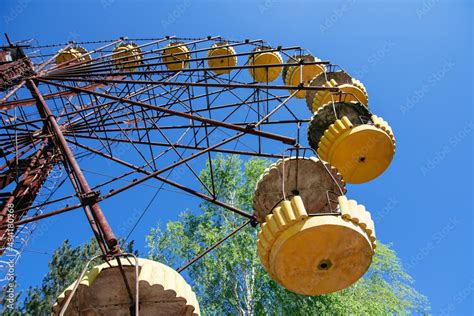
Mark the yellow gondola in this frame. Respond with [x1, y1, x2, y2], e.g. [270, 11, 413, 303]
[306, 71, 368, 113]
[162, 42, 191, 70]
[248, 46, 283, 82]
[112, 43, 142, 71]
[316, 115, 396, 184]
[207, 42, 238, 74]
[282, 55, 325, 99]
[257, 195, 375, 295]
[252, 156, 345, 223]
[52, 258, 200, 315]
[56, 46, 91, 67]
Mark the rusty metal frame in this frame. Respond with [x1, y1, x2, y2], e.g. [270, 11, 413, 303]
[0, 35, 341, 274]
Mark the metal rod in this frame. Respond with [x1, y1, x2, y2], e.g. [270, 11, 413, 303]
[0, 143, 45, 221]
[51, 36, 210, 74]
[51, 37, 259, 75]
[177, 219, 252, 273]
[48, 60, 331, 77]
[58, 254, 102, 316]
[37, 79, 297, 145]
[26, 79, 119, 253]
[64, 134, 283, 158]
[116, 257, 134, 303]
[0, 202, 83, 229]
[44, 39, 123, 73]
[40, 76, 339, 92]
[70, 138, 255, 219]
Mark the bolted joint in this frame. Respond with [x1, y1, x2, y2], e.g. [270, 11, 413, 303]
[250, 217, 259, 228]
[245, 123, 256, 131]
[79, 190, 101, 205]
[109, 243, 122, 256]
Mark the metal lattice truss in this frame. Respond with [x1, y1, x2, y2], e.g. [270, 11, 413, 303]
[0, 36, 342, 267]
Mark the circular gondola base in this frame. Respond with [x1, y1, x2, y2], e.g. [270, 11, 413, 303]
[269, 216, 373, 296]
[207, 43, 237, 74]
[324, 125, 395, 184]
[248, 51, 283, 82]
[112, 44, 142, 71]
[163, 43, 190, 70]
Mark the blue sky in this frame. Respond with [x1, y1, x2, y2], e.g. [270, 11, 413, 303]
[1, 0, 473, 314]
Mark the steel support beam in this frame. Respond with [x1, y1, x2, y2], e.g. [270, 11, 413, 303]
[26, 79, 119, 254]
[71, 136, 255, 219]
[37, 78, 297, 145]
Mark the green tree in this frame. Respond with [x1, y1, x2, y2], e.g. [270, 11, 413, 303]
[147, 155, 430, 315]
[1, 238, 136, 315]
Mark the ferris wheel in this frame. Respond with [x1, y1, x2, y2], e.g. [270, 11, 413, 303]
[0, 35, 396, 315]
